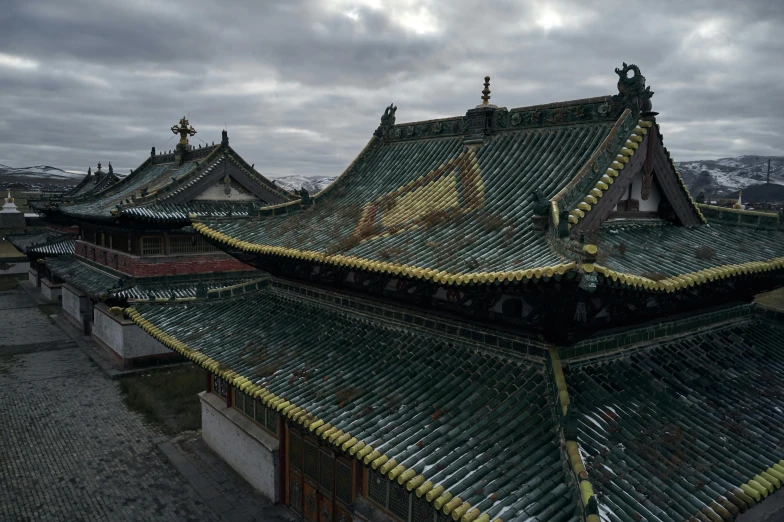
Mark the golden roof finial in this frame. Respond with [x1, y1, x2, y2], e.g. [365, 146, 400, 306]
[481, 76, 491, 106]
[171, 116, 197, 146]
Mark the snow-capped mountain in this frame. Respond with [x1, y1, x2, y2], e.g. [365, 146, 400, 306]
[0, 164, 82, 179]
[676, 156, 784, 201]
[270, 175, 337, 194]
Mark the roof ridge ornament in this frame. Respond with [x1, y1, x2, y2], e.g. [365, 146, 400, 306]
[481, 76, 491, 105]
[375, 103, 397, 138]
[172, 116, 197, 146]
[613, 63, 654, 115]
[476, 76, 497, 109]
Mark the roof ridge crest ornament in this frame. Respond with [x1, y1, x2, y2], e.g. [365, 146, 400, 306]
[476, 76, 497, 109]
[612, 63, 654, 116]
[374, 103, 397, 138]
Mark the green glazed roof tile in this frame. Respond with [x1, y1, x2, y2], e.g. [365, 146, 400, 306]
[566, 317, 784, 521]
[131, 287, 574, 522]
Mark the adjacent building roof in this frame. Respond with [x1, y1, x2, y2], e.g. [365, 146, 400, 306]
[54, 135, 295, 224]
[47, 256, 121, 297]
[45, 255, 262, 300]
[126, 278, 784, 522]
[566, 307, 784, 522]
[7, 229, 75, 255]
[62, 167, 120, 199]
[128, 281, 577, 522]
[119, 200, 266, 224]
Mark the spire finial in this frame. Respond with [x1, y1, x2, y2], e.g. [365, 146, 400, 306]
[481, 76, 491, 105]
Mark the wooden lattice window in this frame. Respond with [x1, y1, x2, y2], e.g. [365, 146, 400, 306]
[389, 482, 410, 522]
[289, 473, 303, 513]
[243, 392, 254, 417]
[169, 235, 219, 254]
[254, 398, 266, 425]
[266, 407, 278, 435]
[235, 388, 245, 411]
[289, 432, 302, 472]
[412, 495, 434, 522]
[368, 469, 388, 509]
[141, 236, 163, 255]
[304, 440, 319, 480]
[335, 460, 353, 505]
[319, 450, 334, 492]
[213, 375, 227, 399]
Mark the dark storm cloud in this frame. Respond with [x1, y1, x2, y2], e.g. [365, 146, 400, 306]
[0, 0, 783, 175]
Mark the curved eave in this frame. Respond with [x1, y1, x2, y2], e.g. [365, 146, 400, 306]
[592, 257, 784, 292]
[126, 306, 520, 522]
[193, 221, 577, 286]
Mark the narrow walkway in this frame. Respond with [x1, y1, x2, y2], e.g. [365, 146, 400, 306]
[0, 285, 220, 522]
[160, 432, 296, 522]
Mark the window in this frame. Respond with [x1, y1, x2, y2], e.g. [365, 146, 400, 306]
[213, 375, 227, 399]
[335, 460, 353, 504]
[169, 235, 219, 254]
[232, 390, 278, 436]
[141, 236, 163, 255]
[368, 469, 388, 508]
[368, 469, 410, 522]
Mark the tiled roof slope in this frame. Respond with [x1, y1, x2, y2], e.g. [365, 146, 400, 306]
[61, 160, 201, 220]
[565, 314, 784, 521]
[30, 238, 75, 256]
[195, 107, 639, 284]
[46, 256, 121, 297]
[127, 286, 579, 522]
[119, 200, 267, 224]
[7, 229, 72, 254]
[62, 171, 94, 198]
[59, 144, 295, 222]
[593, 222, 784, 291]
[74, 170, 120, 200]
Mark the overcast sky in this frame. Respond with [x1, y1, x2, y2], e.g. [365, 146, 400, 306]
[0, 0, 782, 177]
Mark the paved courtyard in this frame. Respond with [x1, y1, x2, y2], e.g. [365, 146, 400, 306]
[0, 288, 221, 521]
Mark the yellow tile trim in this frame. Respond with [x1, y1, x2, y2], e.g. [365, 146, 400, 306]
[125, 306, 499, 522]
[565, 119, 647, 229]
[549, 347, 597, 519]
[192, 221, 577, 287]
[594, 256, 784, 293]
[697, 203, 780, 219]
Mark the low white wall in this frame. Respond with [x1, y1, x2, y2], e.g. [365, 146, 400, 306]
[40, 278, 62, 301]
[62, 284, 87, 327]
[92, 303, 171, 361]
[28, 268, 38, 287]
[200, 391, 280, 502]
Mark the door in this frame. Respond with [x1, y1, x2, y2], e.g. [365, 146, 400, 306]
[286, 427, 354, 522]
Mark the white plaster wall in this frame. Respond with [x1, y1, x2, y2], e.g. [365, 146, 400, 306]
[28, 268, 38, 286]
[92, 305, 171, 359]
[613, 172, 662, 212]
[40, 279, 62, 301]
[62, 285, 86, 326]
[200, 392, 279, 502]
[123, 320, 171, 358]
[193, 179, 257, 201]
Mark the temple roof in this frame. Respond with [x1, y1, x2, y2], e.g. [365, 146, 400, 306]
[195, 108, 630, 283]
[7, 229, 75, 255]
[119, 200, 265, 224]
[566, 307, 784, 521]
[62, 167, 120, 199]
[128, 281, 575, 522]
[56, 137, 295, 223]
[190, 72, 783, 292]
[45, 255, 263, 299]
[126, 279, 784, 522]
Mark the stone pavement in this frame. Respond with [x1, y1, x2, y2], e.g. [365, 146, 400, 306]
[0, 288, 76, 354]
[160, 432, 296, 522]
[0, 286, 220, 522]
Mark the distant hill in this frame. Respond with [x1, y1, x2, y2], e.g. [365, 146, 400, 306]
[270, 175, 337, 195]
[676, 156, 784, 202]
[0, 164, 81, 188]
